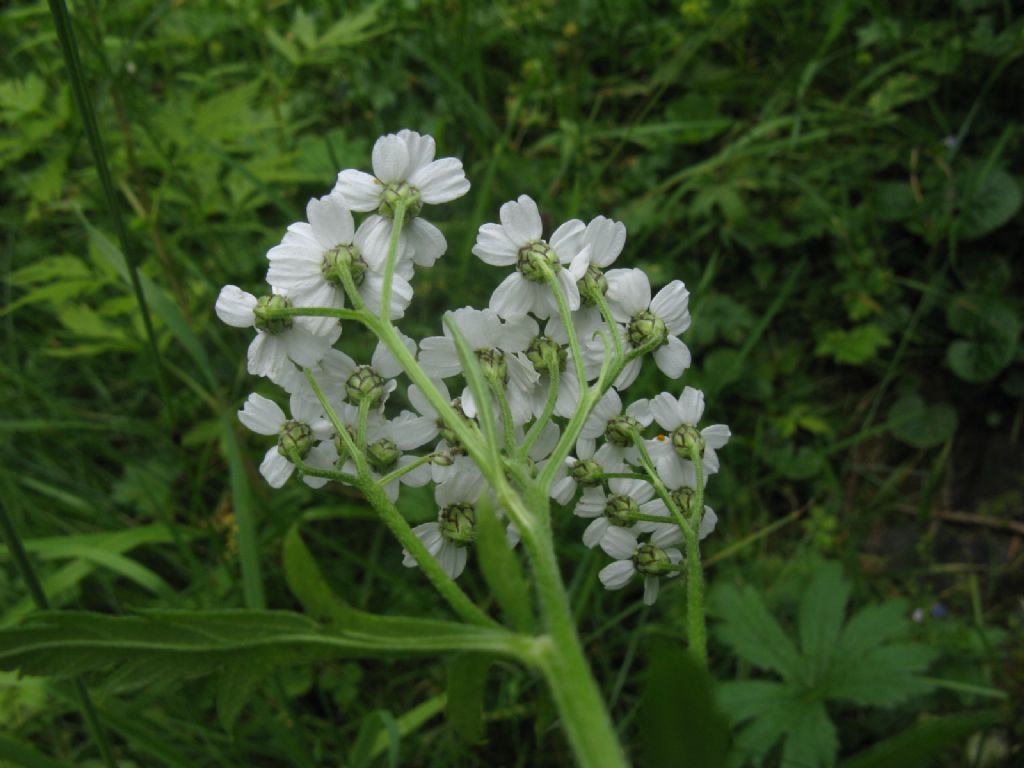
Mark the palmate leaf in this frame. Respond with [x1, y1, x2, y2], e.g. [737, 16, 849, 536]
[712, 560, 937, 767]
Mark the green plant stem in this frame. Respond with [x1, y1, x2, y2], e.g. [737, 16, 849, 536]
[505, 486, 628, 768]
[48, 0, 171, 424]
[630, 435, 694, 538]
[540, 264, 588, 398]
[0, 500, 118, 768]
[376, 452, 436, 487]
[380, 204, 406, 321]
[685, 446, 708, 667]
[521, 358, 560, 457]
[490, 379, 516, 453]
[302, 369, 493, 628]
[357, 398, 372, 450]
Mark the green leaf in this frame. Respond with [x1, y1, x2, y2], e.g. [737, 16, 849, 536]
[957, 166, 1021, 240]
[0, 734, 67, 768]
[349, 710, 401, 768]
[945, 295, 1020, 383]
[828, 643, 937, 708]
[798, 560, 849, 680]
[217, 654, 273, 735]
[473, 491, 534, 633]
[840, 710, 1004, 768]
[886, 394, 958, 448]
[709, 583, 801, 680]
[639, 638, 729, 768]
[446, 654, 491, 744]
[781, 701, 838, 768]
[814, 324, 891, 365]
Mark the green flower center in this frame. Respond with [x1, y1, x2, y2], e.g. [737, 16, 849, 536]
[378, 181, 423, 219]
[525, 335, 567, 373]
[670, 425, 704, 458]
[569, 458, 604, 487]
[440, 502, 476, 544]
[633, 542, 673, 575]
[277, 419, 313, 459]
[670, 486, 699, 516]
[605, 415, 641, 447]
[627, 310, 667, 349]
[604, 494, 639, 526]
[345, 365, 386, 405]
[516, 240, 560, 283]
[321, 244, 367, 288]
[253, 294, 293, 334]
[580, 264, 608, 307]
[367, 437, 400, 473]
[475, 348, 508, 385]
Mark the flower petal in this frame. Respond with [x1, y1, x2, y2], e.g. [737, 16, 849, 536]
[215, 285, 257, 328]
[406, 218, 447, 267]
[260, 447, 294, 488]
[335, 169, 382, 211]
[306, 193, 354, 249]
[472, 223, 519, 266]
[238, 394, 285, 435]
[654, 336, 692, 379]
[410, 157, 470, 204]
[599, 560, 635, 590]
[499, 195, 542, 244]
[371, 134, 410, 183]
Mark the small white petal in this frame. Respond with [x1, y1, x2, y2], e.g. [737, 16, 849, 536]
[238, 394, 285, 435]
[372, 134, 410, 183]
[259, 447, 294, 488]
[599, 560, 635, 590]
[335, 169, 382, 211]
[606, 268, 651, 317]
[306, 193, 355, 249]
[650, 281, 690, 334]
[643, 576, 660, 606]
[654, 337, 691, 379]
[499, 195, 542, 244]
[489, 273, 534, 319]
[398, 130, 436, 173]
[473, 223, 519, 266]
[215, 286, 257, 328]
[409, 157, 470, 204]
[600, 526, 638, 560]
[584, 216, 626, 268]
[583, 518, 610, 548]
[406, 218, 447, 267]
[678, 387, 705, 425]
[698, 507, 718, 539]
[702, 424, 731, 450]
[549, 219, 584, 260]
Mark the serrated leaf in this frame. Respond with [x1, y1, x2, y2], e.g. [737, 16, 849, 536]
[446, 654, 490, 744]
[828, 643, 937, 707]
[710, 583, 801, 680]
[782, 701, 838, 768]
[474, 492, 534, 633]
[814, 324, 891, 365]
[798, 560, 849, 680]
[886, 394, 958, 448]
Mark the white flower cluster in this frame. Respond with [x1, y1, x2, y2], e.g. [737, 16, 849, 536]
[216, 130, 729, 605]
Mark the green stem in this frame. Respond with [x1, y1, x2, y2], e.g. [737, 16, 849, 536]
[540, 263, 588, 399]
[357, 397, 372, 450]
[521, 356, 560, 457]
[377, 452, 436, 487]
[287, 451, 358, 484]
[591, 289, 624, 364]
[380, 204, 407, 321]
[630, 434, 694, 538]
[502, 486, 628, 768]
[0, 499, 118, 768]
[685, 446, 707, 666]
[490, 379, 516, 453]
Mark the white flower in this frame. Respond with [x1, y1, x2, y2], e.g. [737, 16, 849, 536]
[575, 478, 654, 555]
[419, 307, 540, 426]
[598, 541, 683, 606]
[578, 388, 652, 464]
[334, 130, 469, 268]
[216, 285, 340, 381]
[340, 410, 436, 502]
[328, 335, 417, 408]
[648, 387, 731, 486]
[550, 439, 624, 504]
[266, 193, 414, 331]
[473, 195, 590, 319]
[237, 393, 331, 488]
[402, 470, 481, 579]
[605, 268, 691, 378]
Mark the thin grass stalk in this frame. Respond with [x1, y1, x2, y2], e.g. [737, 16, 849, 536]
[47, 0, 173, 423]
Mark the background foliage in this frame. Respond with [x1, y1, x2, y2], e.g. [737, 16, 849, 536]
[1, 0, 1021, 765]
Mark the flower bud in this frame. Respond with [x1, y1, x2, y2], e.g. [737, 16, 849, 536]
[633, 542, 674, 576]
[378, 181, 423, 219]
[605, 415, 641, 447]
[367, 438, 400, 473]
[627, 309, 667, 349]
[346, 365, 386, 405]
[475, 348, 508, 385]
[438, 398, 472, 452]
[253, 294, 293, 334]
[526, 335, 567, 373]
[569, 458, 604, 487]
[516, 240, 561, 283]
[670, 487, 699, 517]
[440, 502, 476, 544]
[277, 419, 313, 459]
[321, 244, 367, 287]
[671, 425, 704, 457]
[431, 451, 455, 467]
[580, 264, 608, 306]
[604, 494, 639, 526]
